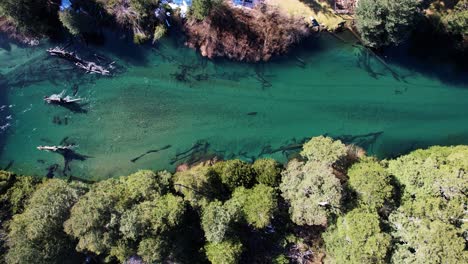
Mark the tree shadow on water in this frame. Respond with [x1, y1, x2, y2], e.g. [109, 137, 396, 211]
[383, 17, 468, 87]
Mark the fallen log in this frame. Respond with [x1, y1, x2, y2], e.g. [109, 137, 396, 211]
[47, 47, 113, 76]
[44, 90, 82, 104]
[37, 145, 75, 152]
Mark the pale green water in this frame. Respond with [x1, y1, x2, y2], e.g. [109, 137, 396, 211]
[0, 33, 467, 180]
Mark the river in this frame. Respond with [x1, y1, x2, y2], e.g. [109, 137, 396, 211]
[0, 32, 467, 180]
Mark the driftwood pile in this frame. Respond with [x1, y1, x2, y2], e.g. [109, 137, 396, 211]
[47, 47, 114, 75]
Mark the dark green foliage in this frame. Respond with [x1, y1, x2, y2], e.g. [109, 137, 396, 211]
[6, 179, 87, 264]
[324, 208, 391, 264]
[215, 159, 255, 191]
[191, 0, 214, 21]
[443, 0, 468, 36]
[389, 215, 467, 263]
[130, 0, 160, 17]
[201, 200, 234, 243]
[59, 9, 95, 36]
[300, 136, 347, 165]
[387, 146, 468, 263]
[64, 170, 184, 262]
[173, 164, 224, 207]
[0, 171, 15, 194]
[0, 0, 61, 35]
[280, 159, 342, 226]
[205, 239, 243, 264]
[226, 184, 278, 229]
[355, 0, 420, 48]
[347, 157, 393, 210]
[252, 158, 282, 187]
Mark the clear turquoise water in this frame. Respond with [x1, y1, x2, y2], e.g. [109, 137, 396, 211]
[0, 33, 467, 180]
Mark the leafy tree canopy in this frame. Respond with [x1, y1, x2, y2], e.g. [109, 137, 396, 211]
[0, 0, 61, 35]
[387, 146, 467, 223]
[324, 208, 391, 264]
[64, 170, 184, 262]
[280, 159, 342, 226]
[201, 200, 234, 243]
[442, 0, 468, 36]
[1, 171, 39, 215]
[214, 159, 255, 191]
[347, 157, 393, 210]
[6, 179, 87, 264]
[300, 136, 347, 165]
[226, 184, 278, 229]
[389, 213, 467, 264]
[191, 0, 215, 21]
[252, 158, 282, 187]
[59, 9, 95, 36]
[205, 239, 243, 264]
[355, 0, 420, 48]
[173, 164, 224, 207]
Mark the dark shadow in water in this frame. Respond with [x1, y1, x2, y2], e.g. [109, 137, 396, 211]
[332, 131, 384, 153]
[0, 35, 12, 52]
[382, 17, 468, 87]
[48, 101, 89, 114]
[131, 145, 172, 163]
[170, 140, 219, 167]
[86, 30, 150, 66]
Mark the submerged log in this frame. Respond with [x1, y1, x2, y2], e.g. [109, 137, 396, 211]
[37, 145, 75, 152]
[47, 47, 113, 76]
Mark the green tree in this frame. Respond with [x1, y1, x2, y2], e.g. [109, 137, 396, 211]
[215, 159, 255, 191]
[226, 184, 278, 229]
[205, 239, 243, 264]
[201, 200, 234, 243]
[64, 170, 183, 262]
[300, 136, 347, 165]
[442, 0, 468, 36]
[1, 172, 39, 215]
[347, 157, 393, 210]
[387, 146, 467, 223]
[173, 164, 224, 207]
[6, 179, 87, 264]
[355, 0, 420, 48]
[324, 208, 391, 264]
[0, 171, 15, 194]
[0, 0, 60, 35]
[389, 213, 467, 263]
[252, 158, 282, 187]
[58, 9, 95, 36]
[191, 0, 214, 21]
[387, 146, 468, 263]
[280, 160, 342, 226]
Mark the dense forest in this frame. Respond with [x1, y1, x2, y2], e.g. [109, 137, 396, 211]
[1, 136, 466, 263]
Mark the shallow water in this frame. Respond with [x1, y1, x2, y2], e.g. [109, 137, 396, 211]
[0, 32, 467, 180]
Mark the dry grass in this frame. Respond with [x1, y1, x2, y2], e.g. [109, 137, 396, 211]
[265, 0, 345, 30]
